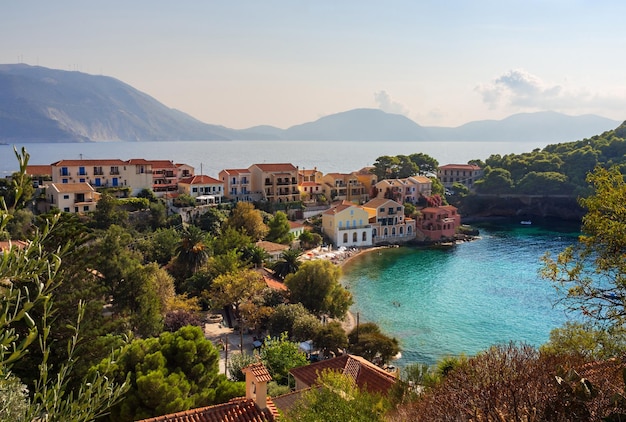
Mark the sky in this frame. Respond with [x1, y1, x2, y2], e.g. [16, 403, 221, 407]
[3, 1, 626, 129]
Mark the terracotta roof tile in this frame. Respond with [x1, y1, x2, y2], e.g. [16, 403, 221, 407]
[289, 354, 397, 397]
[50, 182, 95, 193]
[26, 165, 52, 176]
[136, 397, 277, 422]
[255, 241, 289, 254]
[51, 159, 127, 166]
[251, 163, 297, 172]
[243, 362, 273, 383]
[179, 175, 223, 185]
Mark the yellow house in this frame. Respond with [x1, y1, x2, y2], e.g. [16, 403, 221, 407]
[47, 182, 100, 213]
[362, 198, 416, 244]
[322, 201, 372, 247]
[249, 163, 299, 203]
[322, 172, 368, 204]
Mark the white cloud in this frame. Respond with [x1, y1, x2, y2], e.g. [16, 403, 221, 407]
[374, 90, 410, 116]
[475, 69, 626, 117]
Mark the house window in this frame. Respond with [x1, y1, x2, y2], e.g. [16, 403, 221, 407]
[61, 167, 69, 176]
[64, 207, 70, 212]
[362, 231, 367, 241]
[94, 166, 103, 175]
[110, 166, 119, 175]
[193, 187, 198, 193]
[62, 179, 68, 184]
[79, 167, 86, 175]
[83, 205, 89, 211]
[353, 232, 357, 242]
[63, 194, 69, 199]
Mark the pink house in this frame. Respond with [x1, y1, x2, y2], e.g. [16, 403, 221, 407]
[417, 205, 461, 240]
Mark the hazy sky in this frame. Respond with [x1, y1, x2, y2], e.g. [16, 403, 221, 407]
[3, 1, 626, 129]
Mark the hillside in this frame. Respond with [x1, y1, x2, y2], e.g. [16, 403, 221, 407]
[0, 64, 620, 143]
[0, 64, 244, 142]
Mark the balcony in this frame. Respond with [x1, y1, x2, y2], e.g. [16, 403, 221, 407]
[338, 224, 371, 231]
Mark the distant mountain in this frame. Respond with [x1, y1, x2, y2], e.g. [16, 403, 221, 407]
[0, 64, 621, 143]
[283, 108, 429, 141]
[425, 111, 621, 142]
[0, 64, 265, 142]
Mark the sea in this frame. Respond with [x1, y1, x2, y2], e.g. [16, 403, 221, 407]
[342, 219, 581, 367]
[0, 139, 552, 177]
[0, 139, 579, 367]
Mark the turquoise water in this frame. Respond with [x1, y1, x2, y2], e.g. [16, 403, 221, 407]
[341, 219, 581, 366]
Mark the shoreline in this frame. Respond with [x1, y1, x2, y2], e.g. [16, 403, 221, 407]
[335, 245, 393, 333]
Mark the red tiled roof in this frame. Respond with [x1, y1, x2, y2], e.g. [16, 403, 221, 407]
[438, 164, 481, 171]
[137, 397, 277, 422]
[51, 159, 127, 166]
[243, 362, 273, 383]
[127, 158, 153, 165]
[255, 241, 289, 254]
[322, 201, 357, 215]
[251, 163, 297, 172]
[179, 175, 223, 185]
[362, 198, 399, 209]
[26, 165, 52, 176]
[0, 240, 28, 253]
[221, 169, 251, 175]
[145, 160, 177, 168]
[50, 182, 95, 193]
[290, 354, 397, 397]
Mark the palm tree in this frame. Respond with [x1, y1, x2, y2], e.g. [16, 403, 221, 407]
[272, 248, 303, 280]
[176, 225, 210, 276]
[242, 244, 270, 269]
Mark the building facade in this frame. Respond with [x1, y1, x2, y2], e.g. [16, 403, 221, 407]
[322, 201, 372, 248]
[362, 198, 416, 244]
[438, 164, 483, 191]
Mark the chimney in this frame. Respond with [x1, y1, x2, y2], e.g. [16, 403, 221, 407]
[243, 362, 272, 410]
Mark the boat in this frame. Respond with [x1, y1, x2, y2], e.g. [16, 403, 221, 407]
[520, 220, 532, 225]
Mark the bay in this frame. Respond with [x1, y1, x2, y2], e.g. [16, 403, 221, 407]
[341, 219, 581, 366]
[1, 139, 552, 177]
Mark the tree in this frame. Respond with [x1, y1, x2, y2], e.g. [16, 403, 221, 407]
[391, 343, 601, 422]
[299, 230, 322, 249]
[210, 269, 267, 348]
[286, 369, 389, 422]
[540, 321, 626, 360]
[225, 202, 268, 241]
[195, 207, 228, 236]
[474, 167, 514, 193]
[241, 244, 270, 268]
[260, 333, 308, 385]
[0, 159, 129, 421]
[348, 322, 399, 364]
[100, 326, 244, 421]
[285, 260, 352, 318]
[371, 155, 400, 180]
[272, 248, 303, 280]
[409, 153, 439, 176]
[266, 211, 293, 244]
[314, 321, 348, 357]
[175, 225, 210, 278]
[92, 192, 128, 229]
[267, 303, 315, 339]
[542, 165, 626, 327]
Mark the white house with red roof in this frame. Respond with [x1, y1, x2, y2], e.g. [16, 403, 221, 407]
[178, 174, 224, 204]
[46, 182, 100, 213]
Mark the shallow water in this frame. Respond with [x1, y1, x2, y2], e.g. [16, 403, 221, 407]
[341, 219, 581, 366]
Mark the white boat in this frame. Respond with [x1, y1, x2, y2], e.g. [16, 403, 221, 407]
[520, 220, 532, 225]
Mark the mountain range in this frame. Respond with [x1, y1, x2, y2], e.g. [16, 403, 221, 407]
[0, 64, 621, 143]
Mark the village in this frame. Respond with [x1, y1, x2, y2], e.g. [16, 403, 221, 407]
[25, 159, 483, 248]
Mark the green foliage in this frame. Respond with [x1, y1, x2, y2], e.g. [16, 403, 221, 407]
[194, 207, 228, 236]
[173, 193, 196, 208]
[175, 225, 211, 278]
[117, 197, 150, 211]
[348, 322, 399, 364]
[226, 202, 268, 241]
[259, 333, 308, 385]
[272, 248, 302, 280]
[314, 321, 348, 356]
[516, 171, 573, 195]
[265, 211, 293, 244]
[227, 352, 256, 382]
[138, 227, 181, 265]
[101, 325, 242, 421]
[0, 374, 29, 421]
[285, 260, 352, 318]
[267, 303, 314, 339]
[542, 165, 626, 327]
[299, 230, 322, 249]
[409, 153, 439, 175]
[474, 167, 514, 193]
[285, 369, 389, 422]
[136, 188, 158, 202]
[540, 321, 626, 359]
[92, 192, 128, 229]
